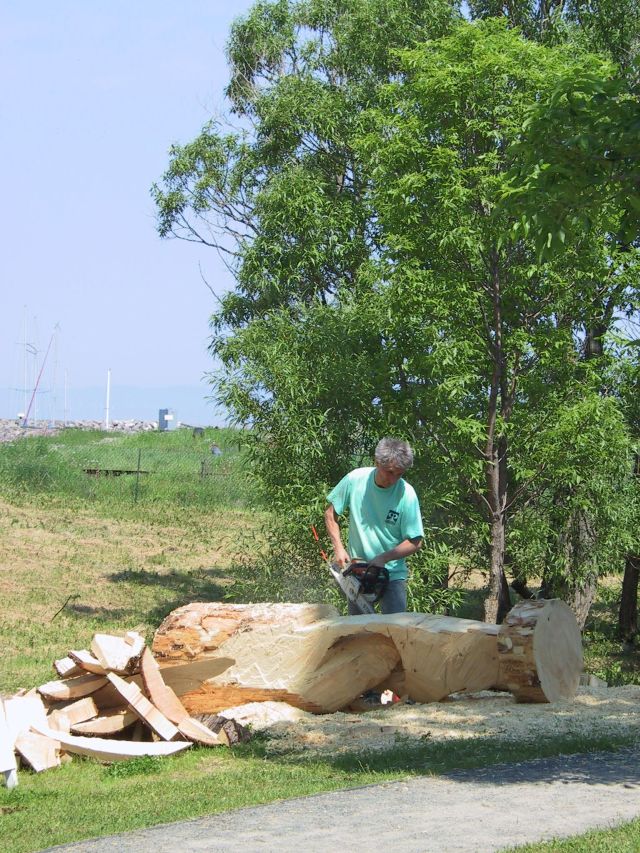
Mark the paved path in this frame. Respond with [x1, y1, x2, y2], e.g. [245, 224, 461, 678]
[48, 748, 640, 853]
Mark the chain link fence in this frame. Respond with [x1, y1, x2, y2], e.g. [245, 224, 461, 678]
[0, 426, 251, 508]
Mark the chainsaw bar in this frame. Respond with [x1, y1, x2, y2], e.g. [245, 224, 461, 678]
[329, 563, 376, 615]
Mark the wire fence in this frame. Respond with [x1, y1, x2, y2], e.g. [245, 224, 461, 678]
[0, 427, 251, 509]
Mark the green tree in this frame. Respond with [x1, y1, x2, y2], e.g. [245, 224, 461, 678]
[360, 19, 636, 623]
[155, 5, 636, 623]
[153, 0, 457, 325]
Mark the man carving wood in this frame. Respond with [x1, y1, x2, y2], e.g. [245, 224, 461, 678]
[324, 437, 424, 614]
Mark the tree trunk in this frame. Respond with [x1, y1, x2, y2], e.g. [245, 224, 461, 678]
[484, 513, 511, 624]
[619, 453, 640, 642]
[151, 600, 583, 712]
[619, 554, 640, 643]
[483, 253, 512, 625]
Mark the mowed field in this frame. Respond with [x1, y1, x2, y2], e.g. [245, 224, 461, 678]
[0, 427, 262, 693]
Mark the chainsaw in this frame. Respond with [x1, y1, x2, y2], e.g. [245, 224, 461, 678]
[329, 559, 390, 615]
[311, 525, 389, 614]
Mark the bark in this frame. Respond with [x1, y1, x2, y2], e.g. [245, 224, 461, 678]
[619, 553, 640, 643]
[484, 512, 512, 624]
[619, 453, 640, 642]
[482, 251, 513, 625]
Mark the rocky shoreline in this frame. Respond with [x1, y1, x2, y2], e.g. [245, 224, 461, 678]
[0, 418, 158, 444]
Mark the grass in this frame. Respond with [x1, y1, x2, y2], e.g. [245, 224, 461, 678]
[0, 426, 255, 510]
[1, 427, 639, 850]
[1, 734, 637, 853]
[505, 820, 640, 852]
[0, 495, 266, 693]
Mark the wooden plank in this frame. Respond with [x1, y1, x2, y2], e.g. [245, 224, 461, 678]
[15, 731, 60, 772]
[140, 647, 189, 724]
[0, 701, 18, 788]
[31, 723, 191, 763]
[47, 697, 98, 732]
[68, 649, 107, 675]
[53, 656, 83, 678]
[38, 673, 108, 702]
[91, 632, 145, 675]
[139, 648, 227, 746]
[71, 708, 136, 736]
[4, 694, 48, 743]
[177, 716, 227, 747]
[106, 673, 180, 741]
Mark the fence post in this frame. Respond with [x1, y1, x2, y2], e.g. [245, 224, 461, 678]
[134, 448, 142, 504]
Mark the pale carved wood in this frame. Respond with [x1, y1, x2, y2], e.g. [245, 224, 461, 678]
[152, 600, 582, 713]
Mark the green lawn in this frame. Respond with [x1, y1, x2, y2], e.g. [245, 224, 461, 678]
[0, 427, 638, 852]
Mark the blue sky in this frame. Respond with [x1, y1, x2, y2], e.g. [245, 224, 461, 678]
[0, 1, 256, 425]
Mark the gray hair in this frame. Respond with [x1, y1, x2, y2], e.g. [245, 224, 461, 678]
[374, 437, 414, 470]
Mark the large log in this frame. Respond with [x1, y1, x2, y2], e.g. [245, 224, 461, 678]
[152, 599, 583, 714]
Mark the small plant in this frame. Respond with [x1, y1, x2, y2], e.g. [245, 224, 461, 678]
[104, 756, 163, 779]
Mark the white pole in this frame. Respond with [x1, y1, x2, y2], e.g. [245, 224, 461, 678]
[105, 368, 111, 431]
[22, 307, 27, 419]
[64, 369, 68, 426]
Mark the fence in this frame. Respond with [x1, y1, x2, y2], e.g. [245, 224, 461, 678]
[0, 427, 251, 509]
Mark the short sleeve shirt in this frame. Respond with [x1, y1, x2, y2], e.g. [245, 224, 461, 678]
[327, 467, 424, 581]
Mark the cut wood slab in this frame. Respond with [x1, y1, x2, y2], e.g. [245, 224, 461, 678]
[38, 673, 108, 702]
[71, 708, 137, 737]
[0, 702, 18, 788]
[91, 632, 145, 675]
[152, 600, 583, 713]
[139, 647, 229, 746]
[106, 672, 179, 741]
[177, 716, 227, 747]
[68, 649, 107, 675]
[139, 646, 189, 724]
[4, 693, 48, 744]
[31, 723, 191, 763]
[15, 731, 60, 772]
[53, 656, 83, 678]
[47, 697, 98, 732]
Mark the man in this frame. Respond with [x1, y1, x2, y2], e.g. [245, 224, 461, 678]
[324, 437, 424, 614]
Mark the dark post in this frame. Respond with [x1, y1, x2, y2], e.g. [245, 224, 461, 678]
[134, 448, 142, 504]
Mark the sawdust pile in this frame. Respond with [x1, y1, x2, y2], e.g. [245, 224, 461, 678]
[219, 685, 640, 758]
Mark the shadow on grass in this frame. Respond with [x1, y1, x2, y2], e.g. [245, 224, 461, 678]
[268, 734, 640, 785]
[67, 604, 132, 620]
[108, 565, 230, 626]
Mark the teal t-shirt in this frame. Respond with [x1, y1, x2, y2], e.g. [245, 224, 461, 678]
[327, 467, 424, 581]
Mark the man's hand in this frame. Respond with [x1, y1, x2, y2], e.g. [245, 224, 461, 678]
[332, 545, 350, 570]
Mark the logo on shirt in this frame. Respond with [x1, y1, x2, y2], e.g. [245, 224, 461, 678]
[386, 510, 399, 525]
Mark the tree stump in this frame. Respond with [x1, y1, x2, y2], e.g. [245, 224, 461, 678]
[151, 600, 583, 714]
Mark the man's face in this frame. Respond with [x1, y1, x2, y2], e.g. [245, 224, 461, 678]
[374, 461, 405, 488]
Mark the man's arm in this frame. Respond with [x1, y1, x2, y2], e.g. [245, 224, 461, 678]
[370, 537, 422, 568]
[324, 504, 350, 569]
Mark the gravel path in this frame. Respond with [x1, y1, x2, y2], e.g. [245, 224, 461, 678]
[47, 747, 640, 853]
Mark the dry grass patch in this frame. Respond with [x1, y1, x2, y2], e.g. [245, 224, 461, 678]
[0, 497, 265, 693]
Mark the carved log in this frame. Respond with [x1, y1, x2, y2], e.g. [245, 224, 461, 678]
[496, 599, 583, 702]
[152, 599, 582, 713]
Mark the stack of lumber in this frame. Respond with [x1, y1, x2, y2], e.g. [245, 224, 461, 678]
[1, 630, 248, 789]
